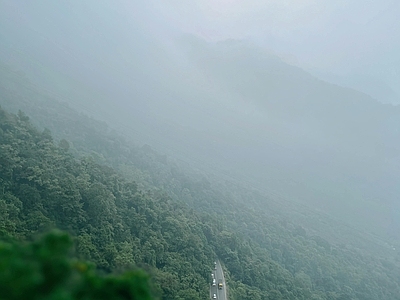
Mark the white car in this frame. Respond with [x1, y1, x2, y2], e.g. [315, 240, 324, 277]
[213, 293, 217, 299]
[212, 279, 216, 286]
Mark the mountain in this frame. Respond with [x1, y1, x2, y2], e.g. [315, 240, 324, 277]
[188, 37, 400, 238]
[1, 0, 400, 250]
[2, 66, 400, 299]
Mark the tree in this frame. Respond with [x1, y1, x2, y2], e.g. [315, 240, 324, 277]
[0, 230, 154, 300]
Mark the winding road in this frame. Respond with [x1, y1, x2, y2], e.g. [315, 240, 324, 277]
[210, 260, 227, 300]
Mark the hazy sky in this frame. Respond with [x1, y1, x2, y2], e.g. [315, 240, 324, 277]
[125, 0, 399, 102]
[140, 0, 398, 68]
[3, 0, 393, 101]
[2, 0, 398, 90]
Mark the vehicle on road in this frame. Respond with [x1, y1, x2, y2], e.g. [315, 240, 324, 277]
[218, 279, 223, 289]
[213, 293, 217, 299]
[212, 279, 216, 286]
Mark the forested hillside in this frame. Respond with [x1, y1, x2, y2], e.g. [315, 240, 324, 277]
[0, 64, 394, 256]
[0, 106, 214, 299]
[1, 75, 400, 299]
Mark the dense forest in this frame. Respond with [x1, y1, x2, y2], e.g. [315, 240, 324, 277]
[1, 71, 400, 299]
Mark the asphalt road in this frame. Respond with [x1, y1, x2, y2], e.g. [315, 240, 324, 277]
[210, 260, 227, 300]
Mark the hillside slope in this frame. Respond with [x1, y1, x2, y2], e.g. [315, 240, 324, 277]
[1, 75, 400, 299]
[1, 1, 400, 241]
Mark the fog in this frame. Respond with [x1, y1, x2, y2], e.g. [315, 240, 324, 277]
[149, 0, 400, 104]
[1, 1, 400, 243]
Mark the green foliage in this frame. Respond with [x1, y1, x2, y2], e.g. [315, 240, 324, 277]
[0, 230, 153, 300]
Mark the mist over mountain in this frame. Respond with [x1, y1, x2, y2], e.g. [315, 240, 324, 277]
[1, 1, 400, 244]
